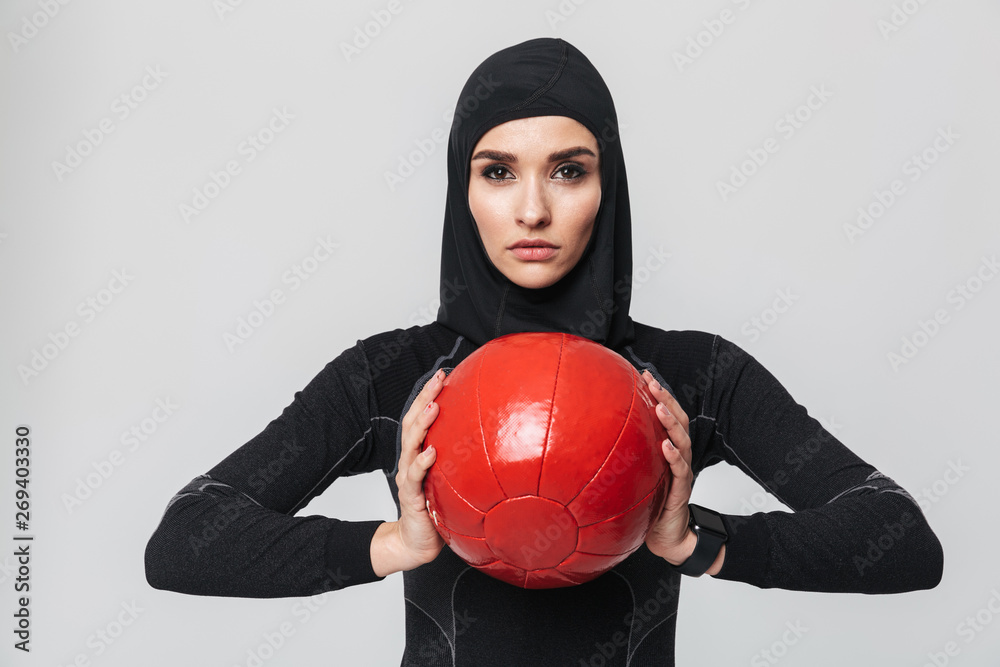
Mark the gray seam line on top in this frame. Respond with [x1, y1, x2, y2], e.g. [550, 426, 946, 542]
[392, 335, 465, 477]
[448, 566, 476, 667]
[627, 611, 679, 666]
[692, 413, 792, 508]
[826, 483, 918, 509]
[404, 597, 454, 662]
[288, 415, 399, 514]
[623, 346, 677, 400]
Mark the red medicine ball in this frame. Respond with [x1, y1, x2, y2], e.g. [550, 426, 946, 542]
[423, 332, 669, 589]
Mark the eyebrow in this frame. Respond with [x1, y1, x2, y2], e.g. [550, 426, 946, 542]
[470, 146, 598, 163]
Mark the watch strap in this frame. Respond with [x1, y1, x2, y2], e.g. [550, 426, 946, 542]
[671, 504, 727, 577]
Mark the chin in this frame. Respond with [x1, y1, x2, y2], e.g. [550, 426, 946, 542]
[506, 268, 567, 290]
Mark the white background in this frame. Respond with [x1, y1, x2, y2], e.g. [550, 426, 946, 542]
[2, 1, 998, 665]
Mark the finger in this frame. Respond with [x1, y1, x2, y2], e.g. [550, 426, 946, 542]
[397, 400, 439, 488]
[399, 445, 437, 511]
[656, 402, 692, 467]
[648, 379, 689, 432]
[410, 443, 437, 482]
[402, 369, 446, 433]
[399, 371, 445, 468]
[660, 439, 693, 511]
[642, 371, 689, 431]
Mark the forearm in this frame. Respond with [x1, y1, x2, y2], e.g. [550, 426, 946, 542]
[145, 476, 384, 597]
[713, 491, 943, 593]
[696, 337, 943, 593]
[655, 528, 726, 576]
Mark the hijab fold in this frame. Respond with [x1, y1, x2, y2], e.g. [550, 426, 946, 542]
[436, 38, 635, 349]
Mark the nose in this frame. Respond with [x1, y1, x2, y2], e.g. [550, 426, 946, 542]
[515, 176, 550, 229]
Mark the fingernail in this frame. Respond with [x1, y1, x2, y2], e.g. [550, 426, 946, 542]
[652, 379, 662, 392]
[664, 439, 675, 451]
[424, 445, 435, 456]
[658, 403, 670, 416]
[424, 401, 435, 413]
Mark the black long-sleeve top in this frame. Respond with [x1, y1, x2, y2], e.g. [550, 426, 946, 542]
[145, 322, 943, 666]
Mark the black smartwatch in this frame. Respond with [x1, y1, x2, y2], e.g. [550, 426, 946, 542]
[671, 504, 728, 577]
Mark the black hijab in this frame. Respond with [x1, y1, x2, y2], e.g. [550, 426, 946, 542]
[436, 38, 635, 349]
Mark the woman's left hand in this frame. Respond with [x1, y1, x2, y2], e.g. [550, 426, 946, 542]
[640, 370, 705, 568]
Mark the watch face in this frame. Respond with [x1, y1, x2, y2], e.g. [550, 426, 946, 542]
[690, 504, 727, 538]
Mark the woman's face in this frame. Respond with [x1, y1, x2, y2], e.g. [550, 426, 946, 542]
[468, 116, 601, 290]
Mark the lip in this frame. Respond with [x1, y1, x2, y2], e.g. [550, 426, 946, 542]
[509, 239, 558, 249]
[508, 239, 558, 261]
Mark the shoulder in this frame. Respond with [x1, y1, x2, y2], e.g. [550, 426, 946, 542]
[630, 321, 718, 355]
[628, 322, 724, 381]
[629, 321, 754, 369]
[355, 322, 468, 373]
[626, 322, 756, 412]
[352, 322, 473, 419]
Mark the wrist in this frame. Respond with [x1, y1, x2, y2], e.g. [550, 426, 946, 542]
[667, 504, 728, 577]
[705, 544, 726, 576]
[660, 528, 699, 566]
[370, 521, 415, 578]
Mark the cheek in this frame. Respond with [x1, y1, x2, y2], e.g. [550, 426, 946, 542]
[564, 184, 601, 245]
[469, 184, 511, 219]
[468, 186, 505, 256]
[469, 186, 500, 223]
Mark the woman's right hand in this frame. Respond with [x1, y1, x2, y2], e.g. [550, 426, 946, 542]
[370, 369, 446, 577]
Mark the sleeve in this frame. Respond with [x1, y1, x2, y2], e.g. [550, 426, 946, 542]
[144, 342, 395, 598]
[696, 336, 944, 593]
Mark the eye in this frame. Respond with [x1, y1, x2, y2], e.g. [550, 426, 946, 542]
[552, 163, 587, 180]
[481, 164, 514, 181]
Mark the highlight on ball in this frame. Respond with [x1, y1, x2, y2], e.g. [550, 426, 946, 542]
[423, 332, 669, 589]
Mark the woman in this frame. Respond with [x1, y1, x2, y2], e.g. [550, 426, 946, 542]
[145, 38, 943, 665]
